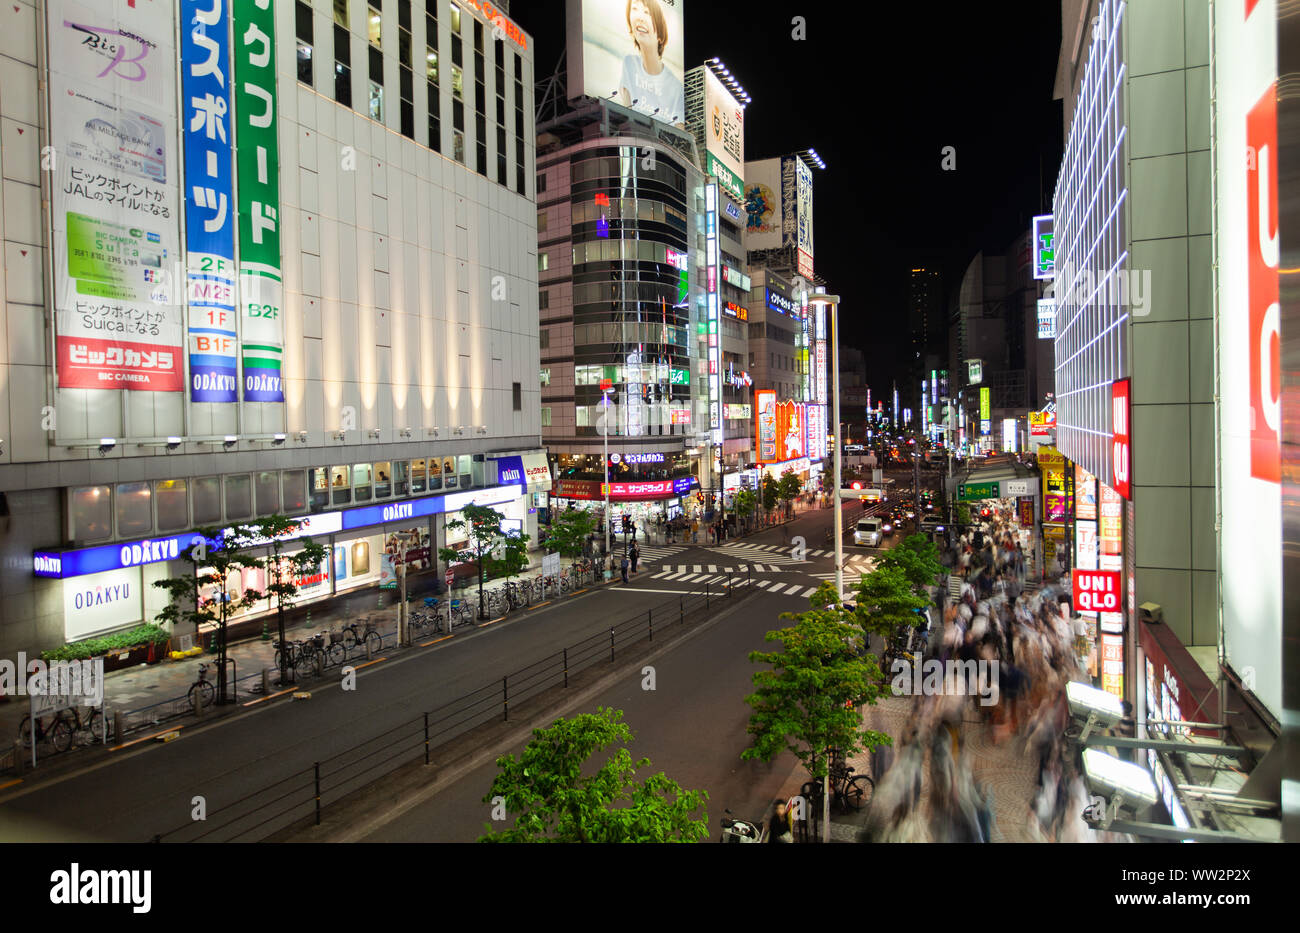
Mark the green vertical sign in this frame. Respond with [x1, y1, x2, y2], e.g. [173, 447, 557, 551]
[233, 0, 284, 402]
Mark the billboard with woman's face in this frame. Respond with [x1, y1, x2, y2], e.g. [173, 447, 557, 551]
[567, 0, 686, 128]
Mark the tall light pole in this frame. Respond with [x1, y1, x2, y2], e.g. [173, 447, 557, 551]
[805, 290, 843, 600]
[600, 383, 613, 562]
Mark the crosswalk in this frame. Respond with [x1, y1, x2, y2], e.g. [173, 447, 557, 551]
[635, 568, 825, 601]
[619, 544, 689, 566]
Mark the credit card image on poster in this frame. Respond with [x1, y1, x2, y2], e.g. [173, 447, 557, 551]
[61, 91, 167, 184]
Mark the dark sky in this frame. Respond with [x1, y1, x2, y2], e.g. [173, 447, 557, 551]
[512, 1, 1064, 401]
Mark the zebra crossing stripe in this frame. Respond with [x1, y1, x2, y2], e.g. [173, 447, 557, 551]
[693, 565, 703, 573]
[651, 570, 672, 579]
[707, 565, 717, 573]
[800, 586, 818, 599]
[724, 567, 733, 573]
[755, 579, 772, 589]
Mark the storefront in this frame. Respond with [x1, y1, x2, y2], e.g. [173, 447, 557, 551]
[33, 466, 542, 645]
[548, 477, 698, 534]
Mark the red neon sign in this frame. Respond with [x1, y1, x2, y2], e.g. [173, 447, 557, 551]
[1073, 569, 1122, 614]
[1111, 379, 1131, 499]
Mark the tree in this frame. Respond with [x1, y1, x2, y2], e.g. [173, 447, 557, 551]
[479, 707, 709, 843]
[153, 523, 267, 704]
[875, 533, 944, 596]
[241, 515, 328, 683]
[778, 468, 802, 518]
[544, 505, 597, 559]
[742, 582, 891, 842]
[734, 488, 757, 532]
[847, 563, 931, 643]
[486, 529, 531, 584]
[438, 502, 511, 619]
[762, 473, 779, 519]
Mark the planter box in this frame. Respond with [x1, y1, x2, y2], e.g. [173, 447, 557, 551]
[99, 641, 169, 674]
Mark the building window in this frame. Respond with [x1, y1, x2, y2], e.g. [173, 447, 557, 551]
[453, 130, 465, 163]
[539, 327, 550, 348]
[334, 0, 349, 28]
[453, 97, 464, 131]
[538, 251, 548, 272]
[334, 24, 352, 107]
[282, 471, 307, 513]
[449, 2, 461, 34]
[353, 463, 373, 502]
[541, 407, 552, 427]
[369, 80, 384, 121]
[225, 474, 252, 520]
[296, 1, 314, 86]
[310, 468, 330, 512]
[255, 471, 280, 516]
[367, 4, 382, 47]
[513, 382, 522, 411]
[374, 461, 392, 498]
[538, 288, 549, 309]
[392, 460, 409, 497]
[115, 483, 153, 537]
[331, 466, 352, 505]
[193, 476, 222, 525]
[451, 63, 463, 98]
[370, 44, 383, 86]
[155, 479, 189, 532]
[428, 80, 441, 151]
[71, 486, 112, 542]
[426, 47, 438, 82]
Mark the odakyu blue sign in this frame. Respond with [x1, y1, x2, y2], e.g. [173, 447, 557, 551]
[34, 533, 223, 579]
[494, 456, 526, 486]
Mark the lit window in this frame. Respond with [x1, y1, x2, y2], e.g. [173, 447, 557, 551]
[426, 47, 438, 82]
[368, 5, 382, 47]
[369, 80, 384, 120]
[449, 2, 461, 33]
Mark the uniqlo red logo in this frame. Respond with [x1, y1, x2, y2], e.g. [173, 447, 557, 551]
[1111, 379, 1131, 499]
[1074, 570, 1122, 614]
[1247, 84, 1280, 484]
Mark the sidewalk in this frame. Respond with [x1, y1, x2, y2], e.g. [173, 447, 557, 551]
[0, 550, 603, 768]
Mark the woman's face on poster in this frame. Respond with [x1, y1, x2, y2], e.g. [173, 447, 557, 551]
[628, 0, 659, 52]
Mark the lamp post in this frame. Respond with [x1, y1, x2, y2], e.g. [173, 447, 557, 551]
[805, 289, 843, 600]
[600, 383, 613, 564]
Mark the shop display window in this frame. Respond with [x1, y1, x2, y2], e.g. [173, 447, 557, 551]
[350, 540, 370, 575]
[72, 486, 113, 542]
[374, 461, 392, 498]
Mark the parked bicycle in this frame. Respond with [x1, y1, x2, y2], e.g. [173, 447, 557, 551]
[66, 705, 105, 747]
[799, 757, 873, 813]
[188, 663, 216, 709]
[18, 709, 74, 753]
[340, 618, 383, 656]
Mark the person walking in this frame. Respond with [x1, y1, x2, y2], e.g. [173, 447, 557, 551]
[629, 542, 640, 575]
[619, 553, 630, 584]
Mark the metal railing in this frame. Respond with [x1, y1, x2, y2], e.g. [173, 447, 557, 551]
[151, 573, 754, 841]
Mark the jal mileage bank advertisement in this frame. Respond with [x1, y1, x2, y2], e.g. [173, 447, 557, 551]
[568, 0, 686, 128]
[1213, 0, 1280, 720]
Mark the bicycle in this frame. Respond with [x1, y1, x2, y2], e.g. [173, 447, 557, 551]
[449, 598, 476, 627]
[273, 638, 305, 674]
[66, 704, 105, 747]
[341, 618, 383, 656]
[799, 758, 873, 813]
[188, 663, 216, 709]
[18, 709, 74, 753]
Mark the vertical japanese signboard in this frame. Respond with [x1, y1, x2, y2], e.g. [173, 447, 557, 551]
[755, 389, 777, 462]
[1111, 378, 1131, 498]
[182, 0, 237, 402]
[233, 0, 283, 402]
[794, 155, 813, 279]
[47, 0, 183, 392]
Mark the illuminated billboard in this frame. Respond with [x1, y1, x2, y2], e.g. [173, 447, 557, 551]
[702, 67, 744, 202]
[793, 155, 814, 278]
[1032, 214, 1054, 280]
[755, 389, 777, 461]
[567, 0, 686, 128]
[744, 157, 781, 251]
[1037, 298, 1057, 339]
[1214, 0, 1280, 719]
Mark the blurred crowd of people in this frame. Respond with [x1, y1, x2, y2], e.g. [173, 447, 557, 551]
[859, 506, 1129, 843]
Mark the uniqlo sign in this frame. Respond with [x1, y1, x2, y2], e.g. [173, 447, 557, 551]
[1074, 570, 1122, 614]
[1247, 84, 1280, 483]
[1111, 379, 1131, 498]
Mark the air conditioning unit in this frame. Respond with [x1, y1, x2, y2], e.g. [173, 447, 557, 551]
[1138, 602, 1163, 625]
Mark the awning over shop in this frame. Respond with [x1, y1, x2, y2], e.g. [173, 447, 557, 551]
[946, 459, 1040, 500]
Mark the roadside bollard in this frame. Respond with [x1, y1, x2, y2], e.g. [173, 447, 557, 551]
[113, 710, 122, 746]
[262, 667, 271, 695]
[13, 739, 25, 776]
[193, 689, 204, 719]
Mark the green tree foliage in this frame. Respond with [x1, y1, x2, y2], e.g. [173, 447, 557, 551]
[544, 506, 596, 559]
[778, 469, 802, 516]
[438, 502, 512, 619]
[486, 530, 531, 582]
[242, 515, 328, 682]
[762, 473, 779, 514]
[479, 707, 709, 843]
[874, 533, 944, 595]
[743, 583, 891, 784]
[847, 564, 930, 642]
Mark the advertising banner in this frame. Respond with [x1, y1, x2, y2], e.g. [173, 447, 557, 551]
[569, 0, 685, 128]
[780, 156, 796, 249]
[703, 68, 744, 202]
[1075, 466, 1097, 521]
[181, 0, 238, 402]
[233, 0, 284, 402]
[794, 154, 813, 278]
[755, 389, 777, 461]
[1032, 214, 1054, 280]
[1037, 297, 1056, 339]
[1099, 483, 1122, 556]
[47, 0, 183, 392]
[771, 400, 805, 462]
[1111, 378, 1130, 498]
[979, 386, 990, 421]
[1039, 445, 1067, 522]
[744, 158, 781, 250]
[1213, 0, 1280, 719]
[1073, 569, 1121, 614]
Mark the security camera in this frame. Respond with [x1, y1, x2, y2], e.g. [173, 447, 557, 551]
[223, 435, 238, 450]
[98, 437, 116, 456]
[166, 436, 182, 451]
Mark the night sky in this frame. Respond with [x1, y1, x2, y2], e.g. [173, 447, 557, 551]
[511, 0, 1064, 401]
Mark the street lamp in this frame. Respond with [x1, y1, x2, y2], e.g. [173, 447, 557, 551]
[804, 289, 844, 600]
[600, 382, 614, 565]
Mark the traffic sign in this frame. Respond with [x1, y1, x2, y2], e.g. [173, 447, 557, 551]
[445, 568, 454, 586]
[957, 482, 999, 501]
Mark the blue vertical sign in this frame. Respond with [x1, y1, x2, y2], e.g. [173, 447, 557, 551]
[181, 0, 238, 402]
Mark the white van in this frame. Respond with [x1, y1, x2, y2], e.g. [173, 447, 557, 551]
[854, 517, 882, 547]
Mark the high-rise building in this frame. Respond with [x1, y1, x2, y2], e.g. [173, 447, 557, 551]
[0, 0, 543, 660]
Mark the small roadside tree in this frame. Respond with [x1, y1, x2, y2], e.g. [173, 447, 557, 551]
[875, 533, 944, 597]
[237, 515, 328, 684]
[544, 505, 597, 559]
[742, 582, 891, 843]
[438, 502, 509, 619]
[762, 473, 779, 522]
[734, 488, 757, 534]
[479, 707, 709, 843]
[778, 468, 802, 519]
[848, 563, 931, 645]
[485, 529, 531, 585]
[153, 523, 266, 704]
